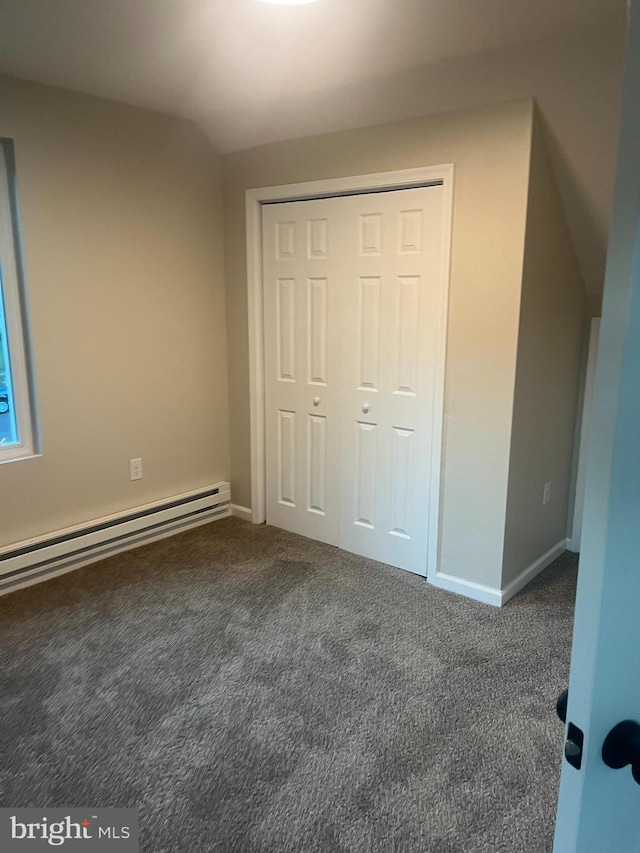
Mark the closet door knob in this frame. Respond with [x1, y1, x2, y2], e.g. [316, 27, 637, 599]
[313, 397, 321, 407]
[362, 402, 370, 414]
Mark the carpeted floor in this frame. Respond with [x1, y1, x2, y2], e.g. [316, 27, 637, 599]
[0, 517, 576, 852]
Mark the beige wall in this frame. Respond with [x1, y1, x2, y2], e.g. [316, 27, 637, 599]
[0, 76, 230, 547]
[223, 99, 533, 589]
[226, 26, 624, 300]
[502, 110, 587, 587]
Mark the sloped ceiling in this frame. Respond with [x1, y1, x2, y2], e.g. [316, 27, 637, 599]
[0, 0, 628, 295]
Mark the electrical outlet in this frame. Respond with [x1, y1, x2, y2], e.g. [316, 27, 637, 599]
[543, 480, 552, 505]
[130, 458, 143, 481]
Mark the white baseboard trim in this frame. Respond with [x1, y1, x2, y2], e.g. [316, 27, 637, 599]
[231, 504, 253, 522]
[0, 484, 231, 597]
[430, 572, 502, 607]
[500, 538, 568, 605]
[430, 538, 568, 607]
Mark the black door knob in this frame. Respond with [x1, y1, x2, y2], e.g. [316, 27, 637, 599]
[556, 688, 568, 724]
[602, 720, 640, 784]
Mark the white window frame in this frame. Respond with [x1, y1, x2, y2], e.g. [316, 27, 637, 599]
[0, 139, 39, 463]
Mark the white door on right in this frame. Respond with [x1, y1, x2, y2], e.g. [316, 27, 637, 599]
[263, 184, 447, 576]
[553, 3, 640, 850]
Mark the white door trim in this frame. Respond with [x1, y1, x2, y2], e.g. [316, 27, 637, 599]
[246, 164, 454, 580]
[567, 317, 601, 552]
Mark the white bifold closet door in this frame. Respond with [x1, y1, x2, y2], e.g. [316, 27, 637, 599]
[263, 185, 444, 576]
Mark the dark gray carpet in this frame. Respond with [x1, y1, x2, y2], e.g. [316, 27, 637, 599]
[0, 518, 576, 852]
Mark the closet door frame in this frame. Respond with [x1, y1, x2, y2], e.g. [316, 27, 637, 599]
[246, 164, 454, 581]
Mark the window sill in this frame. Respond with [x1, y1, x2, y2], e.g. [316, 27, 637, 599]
[0, 447, 41, 465]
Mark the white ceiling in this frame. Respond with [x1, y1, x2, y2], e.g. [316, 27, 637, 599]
[0, 0, 625, 153]
[0, 0, 629, 295]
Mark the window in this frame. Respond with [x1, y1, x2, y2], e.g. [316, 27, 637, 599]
[0, 139, 38, 461]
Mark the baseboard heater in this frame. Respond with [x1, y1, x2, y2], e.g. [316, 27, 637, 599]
[0, 482, 231, 596]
